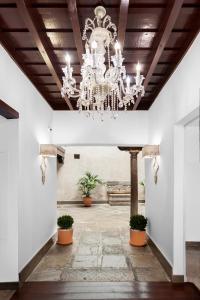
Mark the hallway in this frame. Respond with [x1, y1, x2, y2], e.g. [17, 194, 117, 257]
[27, 204, 168, 282]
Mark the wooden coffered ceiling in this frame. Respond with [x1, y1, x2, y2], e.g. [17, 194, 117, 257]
[0, 0, 200, 110]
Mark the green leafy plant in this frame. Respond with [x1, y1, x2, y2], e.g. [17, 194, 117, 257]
[57, 215, 74, 229]
[130, 214, 147, 231]
[78, 172, 102, 197]
[139, 180, 145, 187]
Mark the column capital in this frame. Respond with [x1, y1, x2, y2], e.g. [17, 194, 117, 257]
[129, 150, 140, 159]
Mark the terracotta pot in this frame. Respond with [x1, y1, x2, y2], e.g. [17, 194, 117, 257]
[83, 196, 92, 207]
[57, 228, 73, 245]
[129, 229, 147, 247]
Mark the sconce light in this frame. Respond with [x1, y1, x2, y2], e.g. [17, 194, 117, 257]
[142, 145, 160, 184]
[40, 144, 57, 184]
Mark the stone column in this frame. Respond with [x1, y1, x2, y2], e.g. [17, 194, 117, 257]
[130, 150, 139, 216]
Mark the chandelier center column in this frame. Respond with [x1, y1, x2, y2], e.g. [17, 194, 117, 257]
[130, 150, 140, 216]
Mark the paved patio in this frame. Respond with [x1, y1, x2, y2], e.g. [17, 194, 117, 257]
[27, 204, 169, 282]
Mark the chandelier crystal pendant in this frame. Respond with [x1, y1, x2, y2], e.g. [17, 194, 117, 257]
[61, 6, 145, 119]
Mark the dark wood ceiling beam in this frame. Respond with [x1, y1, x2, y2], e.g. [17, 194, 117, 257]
[31, 73, 80, 77]
[118, 0, 129, 49]
[126, 28, 191, 33]
[38, 83, 57, 86]
[133, 0, 184, 110]
[0, 99, 19, 119]
[15, 47, 77, 51]
[0, 17, 55, 109]
[15, 46, 180, 52]
[68, 0, 84, 64]
[147, 11, 200, 106]
[16, 0, 73, 110]
[24, 61, 174, 68]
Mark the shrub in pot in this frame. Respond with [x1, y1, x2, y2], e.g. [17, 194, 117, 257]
[57, 215, 74, 245]
[78, 172, 102, 207]
[129, 214, 147, 247]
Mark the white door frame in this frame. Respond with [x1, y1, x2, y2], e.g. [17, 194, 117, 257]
[173, 107, 199, 278]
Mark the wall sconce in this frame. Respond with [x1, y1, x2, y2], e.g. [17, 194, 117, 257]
[142, 145, 160, 184]
[40, 144, 57, 184]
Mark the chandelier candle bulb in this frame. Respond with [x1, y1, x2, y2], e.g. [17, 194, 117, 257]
[126, 76, 130, 92]
[91, 40, 97, 50]
[65, 54, 70, 68]
[114, 41, 120, 54]
[136, 62, 141, 77]
[91, 40, 97, 68]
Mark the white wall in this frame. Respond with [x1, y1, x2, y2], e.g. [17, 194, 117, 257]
[184, 122, 200, 241]
[146, 33, 200, 274]
[0, 119, 19, 282]
[0, 45, 57, 278]
[52, 111, 148, 146]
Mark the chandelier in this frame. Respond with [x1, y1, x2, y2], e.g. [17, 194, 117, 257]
[61, 6, 145, 119]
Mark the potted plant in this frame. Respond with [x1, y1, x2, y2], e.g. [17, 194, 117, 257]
[78, 172, 102, 207]
[57, 215, 74, 245]
[129, 214, 147, 247]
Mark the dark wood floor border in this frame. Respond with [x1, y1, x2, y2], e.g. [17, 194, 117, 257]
[186, 241, 200, 250]
[147, 235, 184, 282]
[19, 233, 56, 283]
[0, 282, 19, 290]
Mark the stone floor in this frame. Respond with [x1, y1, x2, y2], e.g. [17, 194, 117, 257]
[186, 244, 200, 289]
[27, 204, 169, 282]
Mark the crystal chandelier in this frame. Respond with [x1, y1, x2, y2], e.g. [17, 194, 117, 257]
[61, 6, 145, 119]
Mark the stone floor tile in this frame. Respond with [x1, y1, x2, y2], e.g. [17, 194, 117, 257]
[102, 245, 124, 255]
[27, 268, 62, 281]
[72, 255, 98, 268]
[102, 255, 128, 268]
[60, 268, 135, 282]
[128, 254, 161, 268]
[76, 245, 99, 255]
[101, 231, 120, 238]
[80, 232, 101, 245]
[34, 254, 73, 271]
[102, 237, 122, 246]
[134, 267, 169, 281]
[0, 291, 15, 300]
[47, 243, 77, 256]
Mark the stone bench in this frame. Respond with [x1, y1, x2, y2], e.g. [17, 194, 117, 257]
[106, 181, 130, 206]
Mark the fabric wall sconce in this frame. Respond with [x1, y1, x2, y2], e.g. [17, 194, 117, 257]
[40, 144, 57, 184]
[142, 145, 160, 184]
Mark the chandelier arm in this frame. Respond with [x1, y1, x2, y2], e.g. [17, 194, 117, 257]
[82, 18, 96, 41]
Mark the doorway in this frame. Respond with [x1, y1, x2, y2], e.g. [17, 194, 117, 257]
[173, 107, 200, 283]
[0, 117, 19, 282]
[27, 145, 169, 282]
[184, 117, 200, 288]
